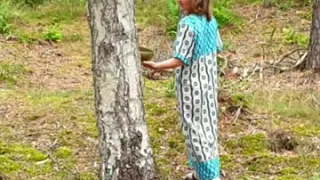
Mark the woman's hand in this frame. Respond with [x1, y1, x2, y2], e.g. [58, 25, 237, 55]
[142, 61, 159, 70]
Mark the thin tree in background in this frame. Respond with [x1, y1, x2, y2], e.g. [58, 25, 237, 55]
[264, 0, 272, 7]
[305, 0, 320, 71]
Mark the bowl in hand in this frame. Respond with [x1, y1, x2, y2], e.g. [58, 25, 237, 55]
[139, 47, 154, 62]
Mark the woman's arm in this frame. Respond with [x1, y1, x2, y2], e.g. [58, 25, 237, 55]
[143, 58, 184, 70]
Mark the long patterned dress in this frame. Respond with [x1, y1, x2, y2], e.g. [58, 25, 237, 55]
[174, 14, 223, 180]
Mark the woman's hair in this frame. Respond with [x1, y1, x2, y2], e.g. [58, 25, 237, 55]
[190, 0, 212, 21]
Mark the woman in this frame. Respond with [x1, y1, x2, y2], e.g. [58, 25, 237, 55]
[143, 0, 223, 179]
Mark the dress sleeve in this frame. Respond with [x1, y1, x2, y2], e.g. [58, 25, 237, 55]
[173, 22, 195, 66]
[216, 29, 223, 53]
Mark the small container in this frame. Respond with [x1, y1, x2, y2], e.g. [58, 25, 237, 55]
[139, 47, 154, 62]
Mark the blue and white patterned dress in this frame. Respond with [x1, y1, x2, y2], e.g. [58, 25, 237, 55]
[173, 14, 223, 180]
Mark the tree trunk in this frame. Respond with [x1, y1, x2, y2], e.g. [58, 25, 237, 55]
[87, 0, 157, 180]
[306, 0, 320, 72]
[264, 0, 272, 8]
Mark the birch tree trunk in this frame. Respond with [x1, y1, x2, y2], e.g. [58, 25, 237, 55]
[306, 0, 320, 71]
[87, 0, 157, 179]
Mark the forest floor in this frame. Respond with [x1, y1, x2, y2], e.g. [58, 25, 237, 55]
[0, 1, 320, 180]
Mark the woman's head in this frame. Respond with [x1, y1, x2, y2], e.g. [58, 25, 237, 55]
[178, 0, 212, 20]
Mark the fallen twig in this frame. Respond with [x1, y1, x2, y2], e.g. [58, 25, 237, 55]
[293, 51, 308, 69]
[312, 94, 320, 106]
[276, 48, 306, 64]
[232, 105, 243, 123]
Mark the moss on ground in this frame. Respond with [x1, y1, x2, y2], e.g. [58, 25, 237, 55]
[0, 140, 53, 176]
[225, 133, 269, 156]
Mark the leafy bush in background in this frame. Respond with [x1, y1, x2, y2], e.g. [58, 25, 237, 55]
[13, 0, 86, 8]
[28, 0, 87, 23]
[0, 1, 21, 34]
[161, 0, 242, 37]
[273, 0, 312, 9]
[282, 27, 309, 47]
[23, 0, 49, 7]
[213, 4, 242, 28]
[158, 0, 180, 36]
[43, 25, 64, 42]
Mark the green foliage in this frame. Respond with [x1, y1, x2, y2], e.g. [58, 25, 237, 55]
[282, 27, 309, 47]
[214, 0, 243, 28]
[0, 142, 48, 162]
[43, 25, 64, 42]
[19, 34, 32, 43]
[231, 93, 249, 107]
[0, 140, 55, 177]
[22, 0, 86, 23]
[79, 172, 97, 180]
[311, 174, 320, 180]
[158, 0, 179, 36]
[0, 17, 12, 34]
[0, 1, 20, 34]
[23, 0, 49, 7]
[248, 89, 320, 122]
[274, 0, 312, 10]
[16, 31, 35, 43]
[276, 0, 296, 10]
[54, 147, 73, 159]
[302, 11, 312, 20]
[226, 133, 269, 155]
[160, 0, 242, 37]
[294, 125, 320, 137]
[166, 77, 176, 98]
[144, 78, 186, 178]
[13, 0, 85, 8]
[65, 33, 83, 42]
[168, 0, 179, 16]
[0, 155, 21, 174]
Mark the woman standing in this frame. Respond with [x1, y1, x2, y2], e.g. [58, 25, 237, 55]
[143, 0, 223, 179]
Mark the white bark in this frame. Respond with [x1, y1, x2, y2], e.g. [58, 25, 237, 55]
[87, 0, 157, 179]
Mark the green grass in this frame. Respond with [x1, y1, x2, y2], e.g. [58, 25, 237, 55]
[2, 144, 47, 161]
[0, 0, 22, 34]
[0, 88, 97, 179]
[274, 0, 312, 10]
[23, 0, 86, 23]
[225, 133, 269, 156]
[144, 78, 187, 178]
[0, 0, 86, 43]
[42, 25, 64, 42]
[244, 155, 320, 177]
[54, 147, 73, 159]
[23, 89, 96, 145]
[282, 27, 310, 47]
[213, 0, 244, 28]
[0, 140, 52, 175]
[0, 63, 26, 86]
[246, 89, 320, 123]
[218, 86, 320, 178]
[0, 155, 21, 174]
[143, 77, 320, 178]
[79, 172, 97, 180]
